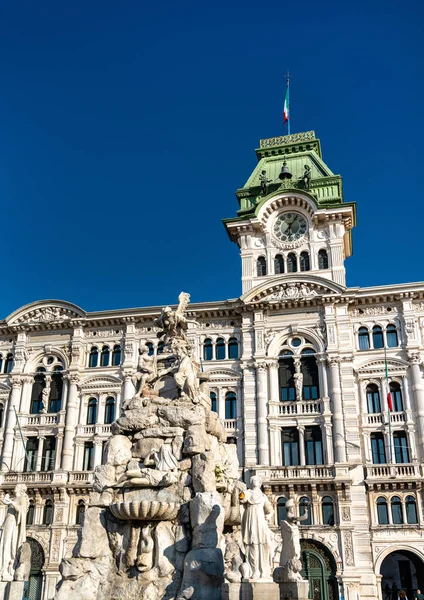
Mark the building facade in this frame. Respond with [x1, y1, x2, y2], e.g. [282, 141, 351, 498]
[0, 130, 423, 600]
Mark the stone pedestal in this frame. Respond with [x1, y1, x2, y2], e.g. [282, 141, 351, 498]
[6, 581, 25, 600]
[276, 581, 310, 600]
[0, 582, 8, 600]
[239, 579, 280, 600]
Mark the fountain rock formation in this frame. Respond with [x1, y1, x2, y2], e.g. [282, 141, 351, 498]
[55, 293, 243, 600]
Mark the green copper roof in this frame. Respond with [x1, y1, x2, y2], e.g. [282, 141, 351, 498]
[231, 130, 345, 218]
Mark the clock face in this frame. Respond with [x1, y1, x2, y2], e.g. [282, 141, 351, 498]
[273, 212, 308, 243]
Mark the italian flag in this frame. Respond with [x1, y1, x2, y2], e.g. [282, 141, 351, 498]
[283, 85, 289, 125]
[385, 359, 393, 411]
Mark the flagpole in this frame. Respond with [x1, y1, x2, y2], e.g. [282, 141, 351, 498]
[286, 71, 290, 135]
[384, 347, 393, 464]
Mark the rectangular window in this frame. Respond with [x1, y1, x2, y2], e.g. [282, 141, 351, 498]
[41, 437, 56, 471]
[393, 432, 410, 464]
[83, 442, 94, 471]
[24, 438, 39, 472]
[279, 359, 295, 401]
[282, 428, 299, 466]
[371, 433, 386, 464]
[305, 427, 323, 465]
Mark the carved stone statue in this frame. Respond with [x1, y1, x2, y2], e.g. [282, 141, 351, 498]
[299, 165, 311, 190]
[293, 361, 303, 402]
[154, 292, 190, 346]
[275, 499, 308, 583]
[132, 344, 157, 398]
[259, 170, 271, 196]
[240, 476, 273, 579]
[0, 484, 29, 581]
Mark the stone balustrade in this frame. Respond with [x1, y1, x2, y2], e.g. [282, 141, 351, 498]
[257, 465, 335, 481]
[269, 399, 324, 416]
[365, 411, 406, 426]
[76, 424, 112, 436]
[19, 412, 65, 426]
[364, 463, 423, 479]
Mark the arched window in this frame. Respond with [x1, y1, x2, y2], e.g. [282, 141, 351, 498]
[30, 373, 46, 414]
[225, 392, 236, 419]
[366, 384, 381, 413]
[0, 355, 3, 373]
[386, 324, 398, 347]
[322, 496, 335, 526]
[100, 346, 110, 367]
[0, 403, 4, 428]
[300, 251, 310, 272]
[277, 497, 287, 524]
[146, 342, 154, 356]
[203, 339, 213, 361]
[274, 254, 284, 274]
[216, 338, 226, 360]
[4, 353, 13, 374]
[210, 392, 217, 413]
[49, 371, 63, 413]
[104, 397, 115, 424]
[358, 327, 370, 351]
[27, 500, 35, 526]
[376, 497, 389, 525]
[157, 341, 165, 355]
[389, 382, 403, 412]
[287, 253, 297, 273]
[89, 346, 98, 368]
[112, 345, 121, 366]
[228, 338, 239, 359]
[87, 398, 98, 425]
[76, 500, 85, 525]
[391, 496, 403, 524]
[299, 497, 312, 525]
[372, 326, 384, 349]
[279, 350, 295, 401]
[406, 495, 418, 524]
[301, 348, 319, 400]
[257, 256, 267, 277]
[393, 431, 410, 463]
[318, 249, 329, 270]
[43, 500, 53, 526]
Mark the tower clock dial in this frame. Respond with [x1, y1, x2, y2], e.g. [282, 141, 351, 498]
[273, 212, 308, 243]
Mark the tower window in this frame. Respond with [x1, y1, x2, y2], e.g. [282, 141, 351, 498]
[287, 253, 297, 273]
[318, 249, 329, 270]
[358, 327, 370, 350]
[257, 256, 267, 277]
[274, 254, 284, 274]
[299, 251, 310, 272]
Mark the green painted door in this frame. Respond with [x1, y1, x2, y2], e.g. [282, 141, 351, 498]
[301, 541, 338, 600]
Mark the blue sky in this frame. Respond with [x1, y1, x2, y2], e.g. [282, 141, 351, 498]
[0, 0, 422, 317]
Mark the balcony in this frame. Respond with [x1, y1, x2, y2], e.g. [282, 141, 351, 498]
[0, 470, 94, 486]
[224, 419, 237, 432]
[365, 411, 406, 426]
[269, 399, 325, 417]
[257, 465, 335, 482]
[68, 471, 93, 485]
[19, 412, 65, 427]
[76, 424, 112, 436]
[364, 463, 423, 480]
[2, 472, 54, 485]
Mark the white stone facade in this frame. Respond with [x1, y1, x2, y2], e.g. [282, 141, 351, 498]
[0, 132, 423, 600]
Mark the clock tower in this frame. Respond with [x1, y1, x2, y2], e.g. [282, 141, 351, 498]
[223, 131, 356, 295]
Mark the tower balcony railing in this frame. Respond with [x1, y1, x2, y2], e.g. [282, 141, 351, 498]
[364, 411, 406, 426]
[364, 463, 423, 479]
[75, 424, 112, 436]
[269, 398, 325, 417]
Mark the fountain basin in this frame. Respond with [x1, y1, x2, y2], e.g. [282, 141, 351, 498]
[109, 500, 181, 521]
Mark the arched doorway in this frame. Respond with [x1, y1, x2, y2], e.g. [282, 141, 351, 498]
[300, 539, 338, 600]
[24, 538, 45, 600]
[380, 550, 424, 600]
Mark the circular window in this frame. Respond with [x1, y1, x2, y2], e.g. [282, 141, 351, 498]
[47, 357, 54, 365]
[291, 338, 302, 347]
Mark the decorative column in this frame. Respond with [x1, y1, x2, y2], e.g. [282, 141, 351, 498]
[363, 431, 371, 463]
[61, 374, 80, 471]
[269, 426, 281, 466]
[408, 352, 424, 457]
[268, 359, 279, 412]
[35, 436, 45, 472]
[19, 375, 33, 413]
[94, 438, 103, 467]
[256, 362, 269, 466]
[1, 377, 23, 471]
[358, 381, 368, 421]
[298, 425, 306, 466]
[327, 357, 347, 463]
